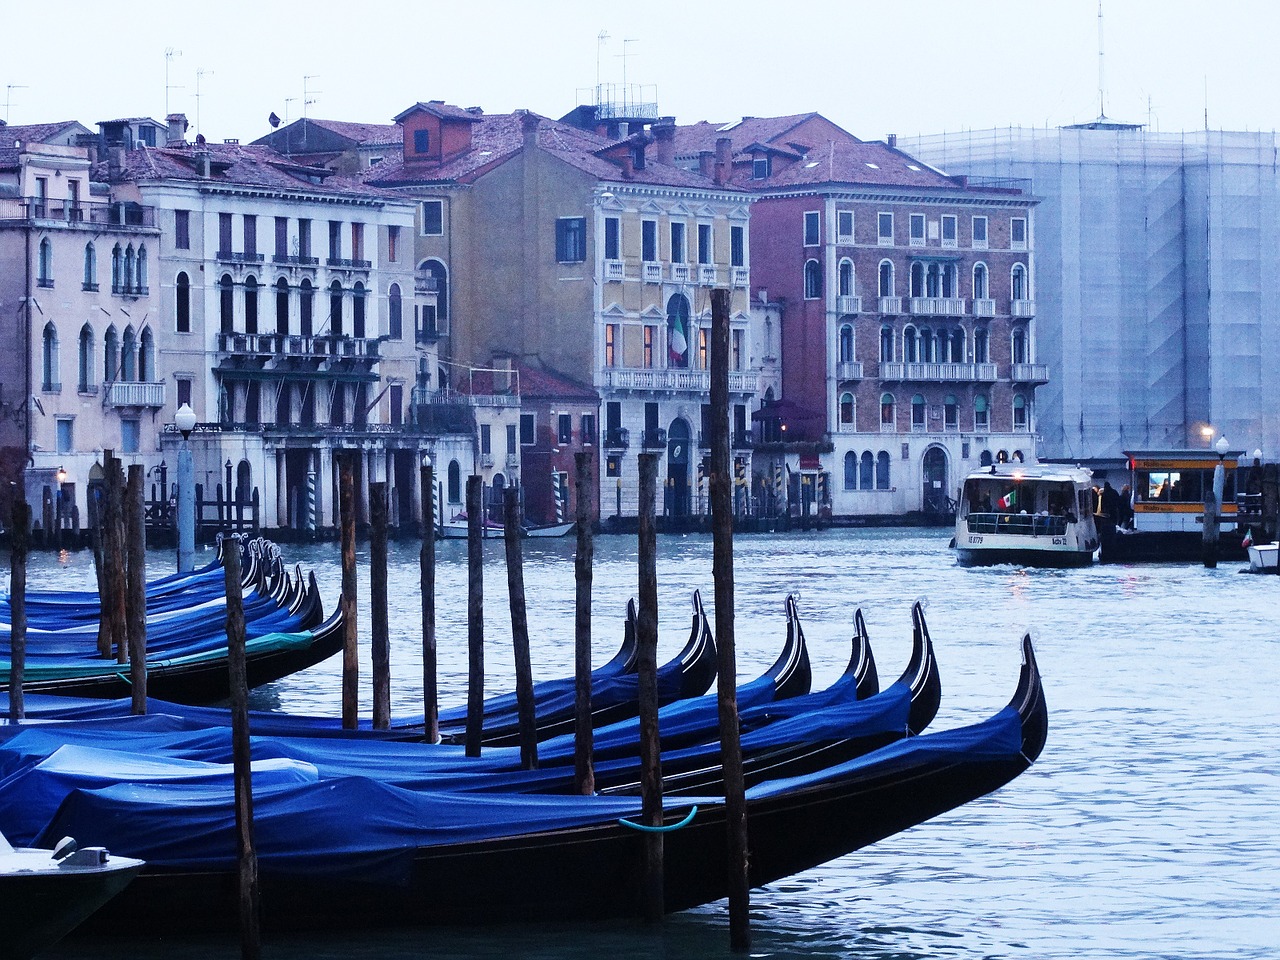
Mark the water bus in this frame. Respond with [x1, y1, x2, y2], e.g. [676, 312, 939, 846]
[955, 463, 1099, 567]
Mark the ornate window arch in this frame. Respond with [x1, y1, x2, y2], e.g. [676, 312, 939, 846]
[803, 258, 822, 300]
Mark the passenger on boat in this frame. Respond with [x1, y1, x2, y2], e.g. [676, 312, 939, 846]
[1100, 482, 1122, 522]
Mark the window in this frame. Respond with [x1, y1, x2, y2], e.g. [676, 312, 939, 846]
[352, 282, 366, 338]
[804, 211, 820, 246]
[839, 324, 854, 362]
[666, 295, 690, 368]
[121, 418, 140, 454]
[298, 219, 311, 259]
[1011, 217, 1027, 249]
[843, 451, 857, 490]
[175, 209, 190, 249]
[330, 281, 344, 336]
[42, 322, 59, 391]
[803, 259, 822, 299]
[642, 221, 658, 261]
[275, 217, 289, 259]
[604, 324, 617, 367]
[243, 215, 257, 259]
[218, 213, 232, 256]
[389, 384, 403, 427]
[876, 451, 890, 490]
[582, 414, 596, 445]
[944, 394, 958, 430]
[878, 213, 894, 245]
[419, 259, 449, 320]
[730, 225, 745, 267]
[860, 451, 874, 490]
[878, 260, 894, 297]
[275, 278, 289, 335]
[1013, 394, 1028, 430]
[910, 261, 925, 298]
[732, 329, 743, 371]
[941, 215, 957, 247]
[880, 392, 895, 429]
[447, 460, 461, 503]
[697, 223, 712, 264]
[909, 213, 925, 246]
[506, 423, 517, 455]
[520, 413, 536, 446]
[752, 155, 771, 179]
[136, 245, 148, 293]
[78, 325, 93, 392]
[139, 329, 154, 381]
[83, 242, 97, 290]
[836, 210, 854, 243]
[121, 327, 136, 381]
[1012, 327, 1028, 364]
[299, 279, 313, 336]
[177, 377, 192, 409]
[973, 262, 989, 300]
[838, 259, 854, 298]
[350, 223, 365, 263]
[604, 217, 620, 260]
[972, 216, 988, 248]
[388, 225, 400, 263]
[975, 394, 989, 431]
[911, 394, 926, 430]
[421, 200, 443, 236]
[1011, 264, 1028, 301]
[974, 327, 989, 363]
[556, 217, 586, 263]
[388, 283, 402, 339]
[558, 414, 572, 446]
[839, 392, 855, 427]
[879, 325, 894, 362]
[328, 220, 342, 260]
[643, 324, 655, 367]
[243, 276, 258, 334]
[414, 129, 430, 154]
[481, 423, 492, 455]
[37, 238, 53, 287]
[103, 326, 117, 383]
[171, 271, 190, 333]
[56, 418, 73, 454]
[903, 326, 918, 362]
[670, 221, 687, 263]
[698, 328, 708, 370]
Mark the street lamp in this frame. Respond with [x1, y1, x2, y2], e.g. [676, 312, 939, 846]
[175, 403, 197, 573]
[1213, 435, 1229, 513]
[1201, 425, 1215, 447]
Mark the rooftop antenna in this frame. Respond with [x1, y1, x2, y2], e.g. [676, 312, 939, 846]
[284, 97, 299, 126]
[1204, 76, 1209, 131]
[4, 84, 27, 124]
[195, 68, 213, 138]
[618, 38, 637, 109]
[302, 75, 320, 147]
[1096, 1, 1107, 120]
[596, 30, 610, 101]
[165, 47, 183, 119]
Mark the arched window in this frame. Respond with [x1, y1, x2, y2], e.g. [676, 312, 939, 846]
[1011, 263, 1028, 301]
[139, 329, 154, 382]
[911, 393, 926, 430]
[1012, 327, 1028, 364]
[839, 323, 854, 363]
[1012, 449, 1025, 463]
[903, 326, 918, 363]
[275, 278, 290, 335]
[942, 264, 958, 298]
[944, 394, 958, 430]
[880, 392, 895, 429]
[83, 242, 97, 290]
[111, 244, 123, 292]
[121, 326, 136, 381]
[38, 238, 53, 286]
[875, 451, 891, 490]
[666, 293, 691, 368]
[979, 448, 993, 466]
[243, 275, 259, 334]
[909, 261, 925, 298]
[838, 259, 854, 297]
[103, 326, 118, 383]
[843, 451, 857, 490]
[219, 274, 234, 334]
[1013, 394, 1028, 430]
[973, 262, 989, 300]
[975, 394, 989, 430]
[419, 259, 449, 321]
[447, 460, 461, 503]
[176, 271, 191, 332]
[839, 391, 855, 428]
[388, 282, 403, 340]
[136, 245, 148, 292]
[299, 279, 314, 336]
[803, 259, 821, 300]
[352, 281, 366, 339]
[41, 322, 58, 390]
[78, 324, 94, 392]
[951, 327, 965, 363]
[123, 245, 136, 293]
[330, 280, 344, 336]
[878, 260, 894, 298]
[919, 326, 933, 363]
[974, 327, 989, 363]
[925, 263, 940, 298]
[860, 451, 874, 490]
[879, 325, 894, 362]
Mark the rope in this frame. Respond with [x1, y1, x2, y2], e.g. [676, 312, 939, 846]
[618, 805, 698, 833]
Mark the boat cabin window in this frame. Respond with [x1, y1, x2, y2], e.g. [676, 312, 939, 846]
[1136, 469, 1234, 503]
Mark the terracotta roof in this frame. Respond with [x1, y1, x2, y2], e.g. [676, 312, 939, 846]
[514, 362, 598, 401]
[304, 118, 401, 147]
[672, 114, 839, 158]
[746, 139, 962, 191]
[0, 121, 86, 149]
[394, 101, 484, 124]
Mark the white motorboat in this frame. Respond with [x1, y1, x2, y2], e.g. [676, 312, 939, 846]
[1247, 542, 1278, 572]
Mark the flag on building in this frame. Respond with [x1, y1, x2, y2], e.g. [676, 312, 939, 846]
[997, 489, 1017, 510]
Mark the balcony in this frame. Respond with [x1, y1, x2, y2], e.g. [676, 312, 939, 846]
[907, 297, 966, 316]
[216, 250, 265, 265]
[217, 331, 381, 361]
[731, 266, 749, 287]
[506, 453, 521, 469]
[642, 427, 667, 449]
[973, 298, 996, 318]
[732, 429, 754, 449]
[479, 453, 494, 468]
[877, 296, 902, 314]
[1012, 299, 1036, 318]
[836, 295, 862, 315]
[111, 283, 149, 297]
[600, 367, 759, 394]
[415, 277, 439, 294]
[272, 254, 320, 267]
[604, 427, 630, 449]
[603, 259, 625, 281]
[326, 257, 372, 270]
[880, 361, 998, 382]
[643, 262, 663, 283]
[416, 321, 446, 344]
[104, 380, 165, 407]
[411, 386, 519, 409]
[1011, 363, 1050, 384]
[0, 197, 155, 228]
[697, 265, 717, 286]
[670, 263, 692, 283]
[836, 360, 863, 381]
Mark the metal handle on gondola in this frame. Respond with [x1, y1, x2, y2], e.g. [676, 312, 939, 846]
[618, 805, 698, 833]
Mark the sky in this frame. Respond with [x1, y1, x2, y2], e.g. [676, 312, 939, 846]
[5, 0, 1280, 146]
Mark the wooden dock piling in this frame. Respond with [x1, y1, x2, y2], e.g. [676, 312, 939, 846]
[92, 453, 110, 658]
[503, 486, 538, 769]
[465, 475, 485, 758]
[1202, 490, 1219, 569]
[370, 481, 391, 730]
[104, 456, 129, 665]
[574, 450, 595, 795]
[636, 451, 664, 921]
[7, 498, 30, 723]
[420, 463, 439, 742]
[125, 464, 148, 713]
[339, 456, 359, 729]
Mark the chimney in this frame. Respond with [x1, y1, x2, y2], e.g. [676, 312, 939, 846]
[519, 110, 539, 149]
[619, 150, 634, 180]
[698, 149, 714, 179]
[166, 113, 189, 146]
[652, 116, 676, 165]
[194, 149, 211, 179]
[714, 136, 732, 186]
[887, 133, 898, 148]
[108, 146, 125, 181]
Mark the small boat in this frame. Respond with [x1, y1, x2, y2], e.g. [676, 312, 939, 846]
[440, 516, 575, 539]
[955, 463, 1099, 567]
[1, 832, 143, 960]
[1247, 542, 1278, 572]
[522, 521, 575, 538]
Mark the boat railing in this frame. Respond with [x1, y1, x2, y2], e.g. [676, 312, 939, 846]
[967, 512, 1069, 537]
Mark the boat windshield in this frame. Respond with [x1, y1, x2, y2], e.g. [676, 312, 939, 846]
[961, 477, 1083, 537]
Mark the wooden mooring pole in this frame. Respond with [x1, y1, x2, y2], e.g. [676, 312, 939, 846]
[105, 456, 128, 665]
[636, 451, 664, 921]
[573, 450, 595, 795]
[370, 481, 391, 730]
[1202, 490, 1219, 569]
[92, 453, 110, 658]
[465, 475, 485, 757]
[420, 463, 439, 742]
[8, 497, 30, 723]
[503, 486, 538, 769]
[224, 541, 261, 960]
[339, 456, 359, 729]
[126, 464, 148, 713]
[710, 286, 750, 950]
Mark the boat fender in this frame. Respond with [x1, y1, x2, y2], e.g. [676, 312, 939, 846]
[618, 806, 698, 833]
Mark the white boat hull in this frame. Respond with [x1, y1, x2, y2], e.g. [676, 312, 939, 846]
[1247, 542, 1278, 572]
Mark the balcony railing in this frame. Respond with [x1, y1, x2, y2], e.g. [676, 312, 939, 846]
[506, 453, 521, 469]
[972, 298, 996, 318]
[907, 297, 966, 316]
[326, 257, 372, 270]
[0, 197, 156, 227]
[732, 429, 754, 449]
[877, 296, 902, 314]
[411, 386, 519, 409]
[417, 321, 446, 344]
[643, 262, 663, 283]
[642, 427, 667, 449]
[217, 331, 381, 360]
[731, 266, 749, 287]
[697, 265, 717, 285]
[111, 283, 149, 297]
[216, 250, 265, 264]
[836, 295, 862, 314]
[1012, 299, 1036, 318]
[670, 263, 692, 283]
[836, 360, 863, 381]
[604, 427, 630, 449]
[415, 277, 439, 294]
[603, 259, 625, 281]
[104, 380, 165, 407]
[271, 254, 320, 266]
[880, 361, 998, 382]
[479, 453, 494, 468]
[601, 367, 759, 394]
[1011, 363, 1050, 384]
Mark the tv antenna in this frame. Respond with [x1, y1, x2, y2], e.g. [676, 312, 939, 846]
[4, 84, 27, 124]
[165, 47, 183, 119]
[195, 68, 213, 137]
[1095, 1, 1107, 120]
[618, 38, 638, 92]
[596, 30, 610, 91]
[303, 75, 321, 119]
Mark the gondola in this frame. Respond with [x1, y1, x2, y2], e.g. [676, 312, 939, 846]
[38, 634, 1045, 932]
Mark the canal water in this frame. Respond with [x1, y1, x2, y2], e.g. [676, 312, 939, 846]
[28, 529, 1279, 960]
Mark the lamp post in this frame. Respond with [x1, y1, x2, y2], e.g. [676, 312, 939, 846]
[175, 403, 197, 573]
[1213, 434, 1229, 511]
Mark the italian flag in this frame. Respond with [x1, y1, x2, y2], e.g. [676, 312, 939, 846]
[669, 316, 688, 365]
[997, 489, 1017, 510]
